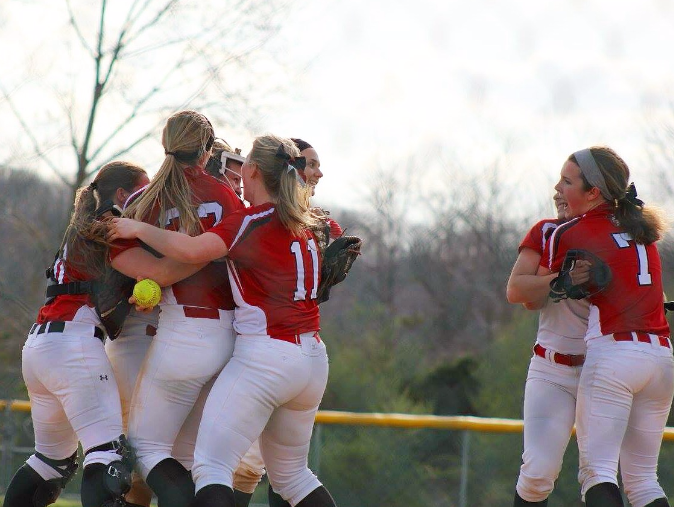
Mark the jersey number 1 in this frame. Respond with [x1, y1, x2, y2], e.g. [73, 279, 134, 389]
[611, 232, 652, 285]
[291, 239, 319, 300]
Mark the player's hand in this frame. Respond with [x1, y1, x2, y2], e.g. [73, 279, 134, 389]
[128, 276, 157, 313]
[107, 218, 143, 241]
[569, 260, 592, 285]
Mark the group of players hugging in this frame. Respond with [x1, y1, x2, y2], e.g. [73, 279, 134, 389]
[3, 106, 673, 507]
[507, 147, 674, 507]
[2, 110, 360, 507]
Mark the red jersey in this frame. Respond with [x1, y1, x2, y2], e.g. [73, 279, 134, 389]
[542, 204, 669, 338]
[519, 218, 561, 255]
[208, 202, 321, 336]
[111, 167, 244, 310]
[36, 243, 100, 325]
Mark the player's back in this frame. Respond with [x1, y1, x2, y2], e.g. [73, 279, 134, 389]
[547, 204, 668, 338]
[211, 202, 321, 337]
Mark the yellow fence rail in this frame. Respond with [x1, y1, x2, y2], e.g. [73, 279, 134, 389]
[4, 400, 674, 439]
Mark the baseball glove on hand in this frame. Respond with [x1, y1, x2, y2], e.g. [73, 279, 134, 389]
[549, 249, 612, 303]
[316, 235, 362, 304]
[91, 267, 135, 340]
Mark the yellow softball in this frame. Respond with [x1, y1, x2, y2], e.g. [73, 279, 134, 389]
[132, 279, 161, 307]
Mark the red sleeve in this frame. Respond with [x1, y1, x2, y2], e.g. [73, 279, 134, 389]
[519, 219, 558, 255]
[207, 211, 245, 255]
[328, 218, 343, 239]
[109, 238, 141, 261]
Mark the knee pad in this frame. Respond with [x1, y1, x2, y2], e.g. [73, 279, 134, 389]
[84, 434, 136, 468]
[6, 451, 79, 507]
[3, 462, 71, 507]
[81, 461, 132, 507]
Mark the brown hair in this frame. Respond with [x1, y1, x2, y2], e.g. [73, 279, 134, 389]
[569, 146, 667, 244]
[125, 110, 214, 235]
[64, 161, 147, 277]
[248, 134, 317, 235]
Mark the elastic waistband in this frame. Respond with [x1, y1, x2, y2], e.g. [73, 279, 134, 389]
[533, 343, 585, 367]
[29, 321, 104, 341]
[613, 331, 671, 349]
[159, 305, 234, 323]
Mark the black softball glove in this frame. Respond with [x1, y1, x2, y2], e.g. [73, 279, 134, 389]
[549, 249, 612, 302]
[316, 236, 362, 304]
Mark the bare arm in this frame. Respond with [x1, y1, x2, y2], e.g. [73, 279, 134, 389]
[108, 218, 228, 264]
[506, 248, 557, 305]
[111, 247, 206, 287]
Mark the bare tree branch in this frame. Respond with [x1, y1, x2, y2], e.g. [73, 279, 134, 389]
[65, 0, 96, 58]
[0, 85, 70, 186]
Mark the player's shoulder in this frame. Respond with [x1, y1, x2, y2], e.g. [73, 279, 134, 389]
[528, 218, 561, 237]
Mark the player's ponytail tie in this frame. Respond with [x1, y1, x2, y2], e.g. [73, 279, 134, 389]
[622, 182, 644, 208]
[89, 181, 98, 191]
[275, 144, 307, 173]
[165, 151, 177, 157]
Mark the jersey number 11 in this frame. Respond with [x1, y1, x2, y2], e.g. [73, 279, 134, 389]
[291, 239, 319, 300]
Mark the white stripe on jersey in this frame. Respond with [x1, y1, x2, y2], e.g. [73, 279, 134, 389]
[123, 184, 149, 209]
[546, 217, 580, 269]
[229, 207, 275, 250]
[226, 260, 269, 335]
[540, 222, 558, 253]
[55, 245, 67, 283]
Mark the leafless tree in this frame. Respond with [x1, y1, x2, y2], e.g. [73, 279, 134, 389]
[0, 0, 289, 200]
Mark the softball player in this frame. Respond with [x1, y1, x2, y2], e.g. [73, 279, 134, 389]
[205, 139, 245, 198]
[107, 134, 338, 507]
[540, 147, 672, 507]
[2, 162, 148, 507]
[506, 194, 589, 507]
[109, 110, 244, 507]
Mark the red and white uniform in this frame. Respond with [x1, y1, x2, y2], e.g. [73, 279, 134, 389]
[23, 243, 124, 480]
[192, 203, 328, 506]
[544, 203, 673, 507]
[113, 167, 245, 479]
[515, 219, 589, 502]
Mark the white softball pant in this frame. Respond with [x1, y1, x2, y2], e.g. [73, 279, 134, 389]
[128, 307, 235, 479]
[22, 326, 123, 473]
[576, 336, 674, 507]
[105, 327, 153, 430]
[192, 333, 329, 507]
[516, 354, 581, 502]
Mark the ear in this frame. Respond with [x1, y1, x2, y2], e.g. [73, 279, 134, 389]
[586, 186, 602, 202]
[115, 187, 128, 207]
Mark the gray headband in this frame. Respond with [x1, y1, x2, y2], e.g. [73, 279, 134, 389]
[573, 149, 612, 200]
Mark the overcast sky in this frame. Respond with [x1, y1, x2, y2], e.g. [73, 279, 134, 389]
[3, 0, 674, 218]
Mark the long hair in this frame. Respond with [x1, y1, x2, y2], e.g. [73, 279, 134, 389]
[125, 110, 214, 236]
[248, 134, 317, 235]
[64, 161, 147, 277]
[569, 146, 667, 244]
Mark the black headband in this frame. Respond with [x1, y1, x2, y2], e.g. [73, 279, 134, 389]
[275, 143, 306, 171]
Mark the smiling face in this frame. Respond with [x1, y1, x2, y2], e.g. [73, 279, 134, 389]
[300, 147, 322, 196]
[553, 160, 602, 219]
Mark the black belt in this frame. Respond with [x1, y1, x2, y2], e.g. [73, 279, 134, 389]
[29, 321, 105, 341]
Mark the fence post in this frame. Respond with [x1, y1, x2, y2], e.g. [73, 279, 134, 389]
[310, 424, 322, 476]
[1, 401, 15, 493]
[459, 430, 470, 507]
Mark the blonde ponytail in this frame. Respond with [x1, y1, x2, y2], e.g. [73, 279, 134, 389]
[125, 110, 214, 235]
